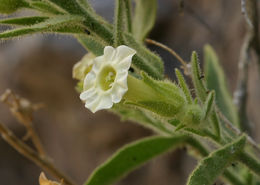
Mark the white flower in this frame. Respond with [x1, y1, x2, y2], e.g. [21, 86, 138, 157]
[80, 45, 136, 113]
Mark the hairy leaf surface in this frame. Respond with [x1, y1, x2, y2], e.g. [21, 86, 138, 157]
[0, 16, 49, 26]
[187, 135, 246, 185]
[133, 0, 157, 42]
[204, 45, 239, 126]
[85, 135, 207, 185]
[0, 15, 85, 39]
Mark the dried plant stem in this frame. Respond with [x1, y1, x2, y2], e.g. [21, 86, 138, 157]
[0, 122, 77, 185]
[23, 121, 46, 156]
[234, 0, 260, 135]
[1, 89, 46, 156]
[145, 39, 188, 73]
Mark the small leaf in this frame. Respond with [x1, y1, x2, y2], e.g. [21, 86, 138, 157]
[132, 0, 157, 42]
[191, 51, 208, 102]
[168, 118, 180, 126]
[85, 134, 207, 185]
[0, 0, 29, 14]
[204, 45, 239, 126]
[238, 152, 260, 177]
[203, 91, 215, 120]
[75, 0, 94, 12]
[191, 52, 220, 138]
[175, 69, 193, 104]
[30, 1, 65, 15]
[0, 15, 85, 39]
[209, 111, 221, 139]
[0, 16, 49, 26]
[46, 0, 85, 15]
[187, 135, 246, 185]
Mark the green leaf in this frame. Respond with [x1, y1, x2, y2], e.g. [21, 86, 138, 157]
[132, 0, 157, 42]
[203, 91, 215, 120]
[191, 52, 220, 138]
[175, 69, 193, 104]
[45, 0, 85, 15]
[238, 152, 260, 177]
[222, 170, 247, 185]
[187, 135, 246, 185]
[191, 51, 208, 102]
[0, 16, 49, 26]
[0, 0, 29, 14]
[75, 0, 94, 12]
[209, 111, 221, 139]
[85, 134, 208, 185]
[204, 45, 239, 126]
[0, 15, 85, 39]
[30, 1, 65, 15]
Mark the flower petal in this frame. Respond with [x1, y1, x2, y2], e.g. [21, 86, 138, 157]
[104, 46, 116, 61]
[95, 94, 113, 111]
[114, 45, 136, 62]
[79, 45, 136, 113]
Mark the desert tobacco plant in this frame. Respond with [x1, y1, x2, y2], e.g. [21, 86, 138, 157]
[0, 0, 259, 185]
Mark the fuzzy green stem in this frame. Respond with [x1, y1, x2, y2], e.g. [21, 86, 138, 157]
[123, 0, 132, 33]
[82, 13, 113, 44]
[114, 0, 124, 46]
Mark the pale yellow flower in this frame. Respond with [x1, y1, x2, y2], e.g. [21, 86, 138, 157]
[80, 45, 136, 113]
[72, 53, 95, 80]
[39, 172, 62, 185]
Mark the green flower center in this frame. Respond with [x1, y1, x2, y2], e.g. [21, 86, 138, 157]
[98, 65, 117, 91]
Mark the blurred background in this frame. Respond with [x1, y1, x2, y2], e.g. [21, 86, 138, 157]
[0, 0, 259, 184]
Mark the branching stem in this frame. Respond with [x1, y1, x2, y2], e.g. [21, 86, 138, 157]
[0, 123, 77, 185]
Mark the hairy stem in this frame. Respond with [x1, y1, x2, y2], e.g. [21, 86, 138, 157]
[123, 0, 132, 33]
[114, 0, 124, 46]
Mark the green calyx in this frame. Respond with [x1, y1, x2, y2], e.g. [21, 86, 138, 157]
[124, 73, 186, 117]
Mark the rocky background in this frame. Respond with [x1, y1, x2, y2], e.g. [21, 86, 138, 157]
[0, 0, 259, 184]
